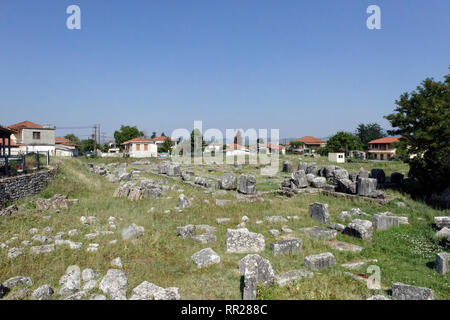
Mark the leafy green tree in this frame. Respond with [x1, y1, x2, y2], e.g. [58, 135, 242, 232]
[158, 137, 174, 153]
[113, 125, 144, 146]
[80, 139, 95, 154]
[321, 132, 363, 155]
[64, 133, 81, 146]
[151, 132, 157, 139]
[289, 141, 304, 149]
[161, 132, 166, 137]
[356, 123, 386, 150]
[191, 129, 205, 157]
[385, 73, 450, 193]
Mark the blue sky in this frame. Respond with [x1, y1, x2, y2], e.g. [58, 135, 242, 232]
[0, 0, 449, 142]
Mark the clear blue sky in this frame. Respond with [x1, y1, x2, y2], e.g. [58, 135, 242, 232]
[1, 0, 449, 141]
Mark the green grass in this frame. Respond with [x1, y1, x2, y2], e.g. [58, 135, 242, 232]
[0, 156, 448, 300]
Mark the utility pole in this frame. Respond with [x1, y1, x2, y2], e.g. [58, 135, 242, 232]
[93, 125, 97, 154]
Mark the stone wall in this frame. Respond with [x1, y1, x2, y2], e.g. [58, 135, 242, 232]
[0, 167, 57, 207]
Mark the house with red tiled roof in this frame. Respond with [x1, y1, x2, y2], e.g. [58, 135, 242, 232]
[55, 137, 78, 157]
[249, 142, 286, 155]
[5, 120, 55, 155]
[222, 143, 249, 156]
[367, 137, 402, 160]
[122, 138, 157, 158]
[286, 136, 327, 154]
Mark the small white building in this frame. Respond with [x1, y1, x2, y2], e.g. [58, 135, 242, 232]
[122, 138, 157, 158]
[55, 137, 78, 157]
[328, 152, 345, 163]
[223, 144, 249, 156]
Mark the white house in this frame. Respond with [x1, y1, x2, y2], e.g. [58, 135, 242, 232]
[122, 138, 157, 158]
[55, 137, 78, 157]
[223, 144, 249, 156]
[328, 152, 345, 163]
[204, 142, 223, 153]
[7, 121, 56, 156]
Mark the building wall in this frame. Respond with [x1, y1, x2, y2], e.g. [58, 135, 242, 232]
[129, 143, 157, 158]
[0, 167, 57, 207]
[328, 153, 345, 163]
[20, 128, 55, 146]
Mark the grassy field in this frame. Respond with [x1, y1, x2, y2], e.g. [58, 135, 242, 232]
[0, 155, 449, 300]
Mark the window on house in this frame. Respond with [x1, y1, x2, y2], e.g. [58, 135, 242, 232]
[144, 144, 148, 151]
[136, 144, 141, 151]
[32, 132, 41, 140]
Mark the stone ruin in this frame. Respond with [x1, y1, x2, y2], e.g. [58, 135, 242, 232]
[35, 194, 78, 211]
[113, 179, 167, 201]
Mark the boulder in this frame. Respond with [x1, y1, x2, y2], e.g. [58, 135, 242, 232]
[358, 168, 370, 179]
[226, 228, 265, 253]
[305, 163, 318, 175]
[392, 282, 434, 300]
[191, 233, 217, 244]
[191, 248, 221, 269]
[356, 177, 377, 197]
[291, 170, 307, 188]
[337, 178, 357, 194]
[239, 174, 257, 195]
[311, 177, 327, 188]
[303, 227, 337, 240]
[58, 266, 81, 298]
[177, 225, 196, 239]
[304, 252, 336, 270]
[153, 287, 181, 300]
[343, 219, 373, 240]
[99, 269, 128, 300]
[370, 169, 386, 184]
[32, 285, 54, 300]
[435, 252, 450, 274]
[121, 224, 144, 240]
[435, 216, 450, 230]
[373, 213, 401, 230]
[178, 194, 191, 209]
[3, 276, 32, 289]
[242, 258, 257, 300]
[218, 173, 238, 190]
[282, 161, 293, 173]
[238, 254, 275, 287]
[30, 244, 55, 255]
[181, 170, 193, 181]
[270, 239, 302, 255]
[130, 281, 163, 300]
[309, 202, 330, 224]
[390, 172, 404, 184]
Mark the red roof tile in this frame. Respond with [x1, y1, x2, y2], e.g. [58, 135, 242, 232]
[288, 136, 326, 145]
[121, 138, 154, 145]
[151, 136, 174, 142]
[368, 137, 401, 144]
[55, 137, 77, 146]
[8, 121, 43, 129]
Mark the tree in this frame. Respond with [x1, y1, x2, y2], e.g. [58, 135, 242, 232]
[80, 139, 95, 154]
[113, 125, 144, 146]
[158, 137, 174, 153]
[151, 132, 157, 139]
[64, 133, 81, 146]
[356, 123, 386, 150]
[321, 132, 363, 155]
[161, 132, 166, 137]
[385, 73, 450, 194]
[289, 140, 304, 150]
[191, 129, 205, 157]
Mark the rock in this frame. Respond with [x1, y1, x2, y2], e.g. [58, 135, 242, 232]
[191, 248, 221, 269]
[270, 239, 302, 255]
[311, 177, 327, 188]
[435, 227, 450, 239]
[291, 170, 307, 188]
[0, 205, 18, 217]
[309, 202, 330, 224]
[239, 174, 257, 195]
[32, 284, 54, 300]
[303, 227, 337, 240]
[356, 178, 377, 197]
[31, 234, 53, 244]
[21, 241, 31, 247]
[8, 247, 22, 259]
[373, 213, 401, 230]
[367, 295, 391, 300]
[83, 280, 98, 292]
[216, 218, 231, 224]
[181, 170, 193, 181]
[4, 288, 31, 300]
[191, 233, 217, 244]
[111, 257, 123, 268]
[337, 208, 368, 222]
[226, 228, 265, 253]
[177, 225, 196, 239]
[195, 224, 217, 234]
[341, 259, 377, 270]
[0, 282, 7, 298]
[304, 252, 336, 270]
[435, 252, 450, 274]
[305, 163, 318, 175]
[392, 282, 434, 300]
[329, 240, 363, 252]
[275, 269, 313, 287]
[30, 244, 55, 254]
[130, 281, 164, 300]
[390, 172, 404, 184]
[178, 194, 191, 209]
[264, 216, 288, 223]
[306, 173, 316, 184]
[90, 294, 107, 300]
[153, 287, 181, 300]
[238, 254, 275, 287]
[58, 265, 81, 298]
[3, 276, 32, 289]
[99, 269, 128, 300]
[370, 169, 385, 184]
[318, 165, 336, 178]
[358, 168, 370, 179]
[349, 172, 358, 182]
[218, 173, 238, 190]
[282, 161, 293, 173]
[121, 224, 144, 240]
[329, 223, 345, 232]
[343, 219, 373, 240]
[215, 199, 232, 206]
[65, 291, 87, 300]
[269, 229, 280, 237]
[68, 229, 79, 237]
[29, 228, 38, 235]
[242, 258, 258, 300]
[337, 178, 356, 194]
[434, 216, 450, 230]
